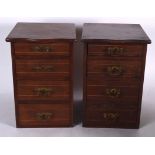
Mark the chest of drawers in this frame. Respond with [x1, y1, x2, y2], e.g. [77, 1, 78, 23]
[82, 23, 151, 128]
[6, 23, 76, 127]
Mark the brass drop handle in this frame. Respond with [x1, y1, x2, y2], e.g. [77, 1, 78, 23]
[32, 65, 54, 72]
[103, 112, 119, 120]
[36, 112, 53, 120]
[106, 88, 120, 97]
[32, 46, 52, 52]
[106, 47, 124, 56]
[34, 88, 54, 96]
[107, 66, 123, 76]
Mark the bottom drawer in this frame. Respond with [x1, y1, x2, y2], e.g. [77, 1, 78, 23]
[84, 108, 139, 128]
[17, 104, 72, 127]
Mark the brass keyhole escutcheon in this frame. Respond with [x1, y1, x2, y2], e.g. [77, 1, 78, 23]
[107, 66, 123, 76]
[106, 88, 121, 97]
[36, 112, 53, 120]
[34, 88, 54, 96]
[107, 47, 124, 56]
[32, 46, 52, 52]
[32, 65, 54, 72]
[103, 112, 119, 120]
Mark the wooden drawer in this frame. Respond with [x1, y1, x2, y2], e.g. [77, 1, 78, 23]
[87, 59, 141, 78]
[16, 72, 70, 80]
[6, 23, 76, 128]
[86, 99, 138, 110]
[82, 23, 151, 128]
[16, 59, 70, 73]
[14, 43, 70, 58]
[87, 75, 140, 85]
[16, 80, 69, 86]
[85, 108, 138, 124]
[17, 82, 70, 100]
[17, 104, 71, 127]
[87, 85, 139, 101]
[88, 44, 144, 57]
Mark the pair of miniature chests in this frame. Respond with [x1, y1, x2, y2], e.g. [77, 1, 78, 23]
[6, 23, 151, 128]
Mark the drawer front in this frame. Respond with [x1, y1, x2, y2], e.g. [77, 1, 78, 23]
[87, 85, 139, 101]
[85, 108, 138, 123]
[16, 80, 70, 86]
[18, 104, 71, 127]
[17, 83, 70, 100]
[86, 99, 138, 110]
[16, 60, 70, 73]
[88, 44, 144, 57]
[14, 43, 70, 58]
[87, 76, 140, 85]
[16, 72, 70, 80]
[87, 59, 141, 78]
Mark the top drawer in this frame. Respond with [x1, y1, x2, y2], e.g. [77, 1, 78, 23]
[14, 43, 70, 58]
[88, 44, 144, 57]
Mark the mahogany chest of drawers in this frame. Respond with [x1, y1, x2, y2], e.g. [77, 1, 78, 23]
[6, 23, 76, 127]
[82, 23, 151, 128]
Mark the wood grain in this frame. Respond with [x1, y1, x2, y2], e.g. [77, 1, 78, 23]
[82, 23, 151, 44]
[6, 23, 76, 42]
[6, 23, 76, 127]
[82, 23, 151, 128]
[18, 104, 71, 127]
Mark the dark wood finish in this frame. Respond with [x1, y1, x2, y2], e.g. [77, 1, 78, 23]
[87, 85, 139, 97]
[82, 23, 151, 44]
[17, 84, 70, 100]
[13, 42, 71, 59]
[6, 23, 76, 127]
[82, 23, 151, 128]
[87, 59, 142, 78]
[14, 43, 70, 56]
[88, 44, 145, 57]
[16, 60, 69, 73]
[6, 23, 76, 42]
[16, 72, 70, 80]
[18, 104, 71, 127]
[85, 109, 138, 128]
[86, 100, 138, 110]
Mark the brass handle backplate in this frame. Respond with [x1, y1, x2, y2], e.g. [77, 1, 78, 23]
[107, 66, 123, 76]
[103, 112, 119, 120]
[32, 65, 54, 72]
[106, 88, 120, 97]
[36, 112, 53, 120]
[105, 47, 124, 56]
[34, 88, 54, 96]
[32, 46, 52, 52]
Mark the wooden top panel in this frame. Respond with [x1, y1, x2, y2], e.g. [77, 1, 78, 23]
[82, 23, 151, 44]
[6, 23, 76, 42]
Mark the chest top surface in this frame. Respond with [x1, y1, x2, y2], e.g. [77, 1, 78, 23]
[6, 22, 76, 42]
[82, 23, 151, 44]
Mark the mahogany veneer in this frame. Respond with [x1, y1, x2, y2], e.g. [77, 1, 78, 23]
[6, 23, 76, 127]
[82, 23, 151, 128]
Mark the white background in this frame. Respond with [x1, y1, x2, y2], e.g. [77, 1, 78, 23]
[0, 0, 155, 138]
